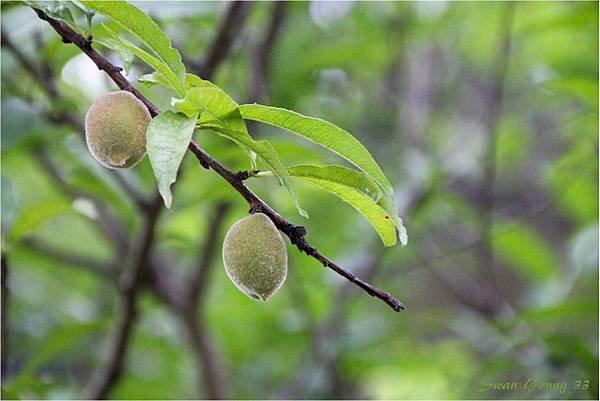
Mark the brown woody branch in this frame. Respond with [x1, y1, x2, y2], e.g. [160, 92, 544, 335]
[177, 201, 232, 399]
[32, 7, 405, 312]
[1, 253, 9, 380]
[22, 238, 115, 280]
[191, 1, 253, 78]
[83, 198, 162, 399]
[249, 1, 287, 103]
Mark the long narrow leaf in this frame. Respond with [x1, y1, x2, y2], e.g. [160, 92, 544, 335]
[238, 104, 394, 198]
[101, 24, 185, 96]
[82, 0, 185, 83]
[288, 165, 381, 201]
[297, 177, 397, 247]
[173, 87, 306, 217]
[215, 127, 307, 218]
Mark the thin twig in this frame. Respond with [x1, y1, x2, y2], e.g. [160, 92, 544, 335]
[32, 8, 405, 311]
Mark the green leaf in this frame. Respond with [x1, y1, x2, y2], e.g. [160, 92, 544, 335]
[99, 24, 185, 96]
[287, 165, 381, 201]
[174, 87, 248, 133]
[146, 111, 198, 208]
[45, 1, 75, 25]
[94, 37, 134, 74]
[377, 195, 407, 246]
[217, 127, 307, 218]
[238, 104, 394, 198]
[173, 85, 306, 217]
[27, 1, 74, 26]
[81, 0, 186, 84]
[81, 0, 185, 74]
[9, 201, 72, 242]
[138, 71, 171, 88]
[185, 73, 220, 90]
[295, 177, 397, 247]
[492, 222, 559, 281]
[174, 85, 257, 168]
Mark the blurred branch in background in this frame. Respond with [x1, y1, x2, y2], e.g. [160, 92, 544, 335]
[190, 1, 253, 79]
[280, 188, 432, 398]
[1, 252, 9, 380]
[178, 202, 232, 400]
[22, 238, 115, 280]
[249, 1, 287, 104]
[478, 2, 515, 291]
[82, 191, 162, 399]
[6, 2, 256, 399]
[1, 1, 597, 399]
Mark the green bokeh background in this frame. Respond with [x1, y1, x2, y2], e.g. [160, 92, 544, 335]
[1, 1, 598, 399]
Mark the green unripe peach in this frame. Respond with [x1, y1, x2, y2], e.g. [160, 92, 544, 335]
[85, 91, 151, 169]
[222, 213, 288, 301]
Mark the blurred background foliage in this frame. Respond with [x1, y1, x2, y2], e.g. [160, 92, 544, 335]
[1, 1, 598, 399]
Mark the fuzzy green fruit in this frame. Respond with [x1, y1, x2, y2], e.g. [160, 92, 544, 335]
[222, 213, 288, 301]
[85, 91, 151, 169]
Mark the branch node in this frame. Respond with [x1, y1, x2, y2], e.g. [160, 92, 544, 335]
[249, 202, 264, 214]
[234, 170, 260, 181]
[234, 170, 250, 181]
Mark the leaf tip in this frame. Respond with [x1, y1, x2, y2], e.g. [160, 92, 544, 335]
[159, 187, 173, 209]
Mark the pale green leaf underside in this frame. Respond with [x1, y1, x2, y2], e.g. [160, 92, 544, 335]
[100, 24, 185, 96]
[138, 71, 171, 88]
[175, 87, 248, 133]
[146, 111, 198, 208]
[82, 0, 185, 90]
[378, 196, 407, 246]
[174, 85, 257, 168]
[173, 86, 306, 218]
[238, 104, 394, 198]
[94, 37, 134, 74]
[287, 165, 381, 201]
[296, 177, 397, 247]
[215, 127, 307, 218]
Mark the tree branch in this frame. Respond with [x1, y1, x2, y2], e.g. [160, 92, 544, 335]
[249, 1, 287, 103]
[187, 202, 231, 305]
[83, 199, 162, 399]
[22, 238, 115, 280]
[191, 1, 253, 79]
[1, 252, 9, 380]
[179, 201, 231, 399]
[1, 27, 59, 99]
[32, 8, 405, 312]
[478, 3, 515, 282]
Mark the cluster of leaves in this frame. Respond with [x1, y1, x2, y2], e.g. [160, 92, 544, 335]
[31, 0, 407, 248]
